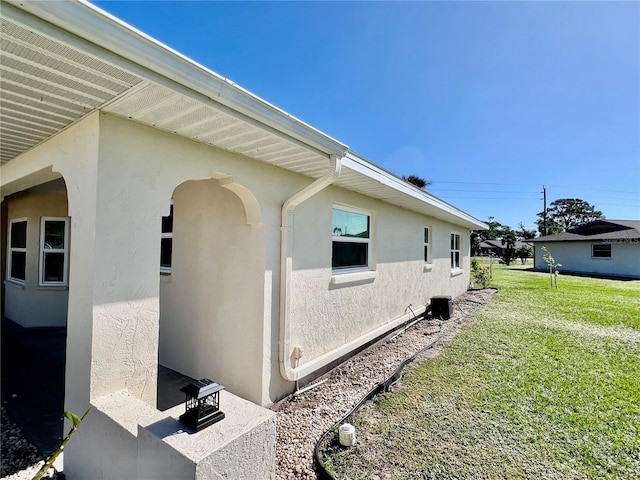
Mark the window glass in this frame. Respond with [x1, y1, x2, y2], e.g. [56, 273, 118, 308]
[10, 221, 27, 248]
[332, 242, 368, 269]
[40, 218, 68, 285]
[332, 207, 371, 270]
[43, 252, 65, 282]
[332, 209, 369, 239]
[160, 237, 173, 268]
[592, 244, 611, 258]
[160, 204, 174, 273]
[10, 252, 26, 280]
[424, 226, 431, 263]
[451, 233, 461, 269]
[162, 205, 173, 233]
[44, 221, 65, 249]
[9, 220, 27, 282]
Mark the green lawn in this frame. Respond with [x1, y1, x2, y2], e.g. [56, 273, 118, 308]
[321, 265, 640, 479]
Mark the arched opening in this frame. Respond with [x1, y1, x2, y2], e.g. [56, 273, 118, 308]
[1, 176, 69, 460]
[157, 177, 266, 406]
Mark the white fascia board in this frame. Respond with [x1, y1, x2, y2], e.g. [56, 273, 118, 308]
[5, 0, 348, 157]
[342, 153, 488, 230]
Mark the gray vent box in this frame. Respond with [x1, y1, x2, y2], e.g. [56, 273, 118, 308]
[431, 295, 453, 319]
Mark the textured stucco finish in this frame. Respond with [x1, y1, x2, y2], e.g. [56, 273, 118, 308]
[3, 192, 69, 327]
[75, 390, 276, 480]
[2, 111, 475, 478]
[159, 179, 266, 404]
[289, 188, 471, 364]
[534, 242, 640, 278]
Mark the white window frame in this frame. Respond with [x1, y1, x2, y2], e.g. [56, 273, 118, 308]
[8, 218, 28, 284]
[331, 205, 373, 274]
[424, 226, 432, 263]
[160, 203, 173, 275]
[39, 217, 69, 286]
[591, 243, 611, 259]
[451, 232, 462, 270]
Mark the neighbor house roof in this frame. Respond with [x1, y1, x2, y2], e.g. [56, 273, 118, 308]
[530, 220, 640, 243]
[0, 0, 487, 230]
[480, 240, 532, 249]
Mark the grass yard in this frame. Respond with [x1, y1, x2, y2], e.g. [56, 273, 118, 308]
[321, 265, 640, 479]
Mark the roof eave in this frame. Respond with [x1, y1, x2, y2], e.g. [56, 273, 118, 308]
[343, 153, 488, 230]
[6, 0, 348, 158]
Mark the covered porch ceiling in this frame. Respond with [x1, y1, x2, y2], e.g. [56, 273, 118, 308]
[0, 0, 485, 230]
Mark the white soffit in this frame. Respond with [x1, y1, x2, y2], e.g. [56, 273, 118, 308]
[104, 83, 327, 177]
[0, 0, 484, 229]
[0, 13, 142, 164]
[338, 154, 487, 229]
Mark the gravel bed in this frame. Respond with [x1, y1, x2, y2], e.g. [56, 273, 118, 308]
[0, 407, 60, 480]
[1, 289, 493, 480]
[271, 289, 496, 479]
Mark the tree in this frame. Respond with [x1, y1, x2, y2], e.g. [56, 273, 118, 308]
[500, 228, 517, 265]
[537, 198, 603, 235]
[517, 222, 537, 240]
[516, 245, 533, 264]
[541, 245, 562, 288]
[402, 174, 432, 190]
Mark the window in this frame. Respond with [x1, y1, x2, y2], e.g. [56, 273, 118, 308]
[39, 217, 69, 285]
[8, 219, 27, 282]
[160, 204, 173, 274]
[450, 233, 461, 269]
[592, 244, 611, 258]
[424, 226, 431, 263]
[332, 206, 370, 270]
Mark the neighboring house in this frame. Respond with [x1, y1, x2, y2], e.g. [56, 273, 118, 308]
[530, 220, 640, 279]
[479, 239, 532, 258]
[0, 1, 487, 479]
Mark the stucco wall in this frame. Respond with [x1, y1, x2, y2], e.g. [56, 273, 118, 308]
[534, 242, 640, 278]
[3, 192, 69, 327]
[159, 179, 266, 404]
[289, 186, 470, 365]
[3, 112, 474, 412]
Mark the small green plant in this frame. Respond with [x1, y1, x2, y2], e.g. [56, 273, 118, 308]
[541, 245, 561, 288]
[32, 407, 91, 480]
[471, 258, 492, 288]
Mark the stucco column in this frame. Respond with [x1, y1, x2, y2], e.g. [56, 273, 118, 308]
[56, 114, 172, 412]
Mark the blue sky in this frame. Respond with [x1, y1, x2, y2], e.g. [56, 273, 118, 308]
[92, 0, 639, 231]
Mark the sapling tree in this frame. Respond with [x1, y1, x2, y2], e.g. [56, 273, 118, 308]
[32, 407, 91, 480]
[541, 246, 561, 288]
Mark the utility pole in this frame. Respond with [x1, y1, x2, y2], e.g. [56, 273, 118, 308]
[543, 186, 547, 236]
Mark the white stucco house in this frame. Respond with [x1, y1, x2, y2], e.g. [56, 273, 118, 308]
[0, 1, 487, 478]
[531, 220, 640, 279]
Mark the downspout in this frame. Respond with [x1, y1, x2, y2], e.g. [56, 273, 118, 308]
[280, 154, 342, 382]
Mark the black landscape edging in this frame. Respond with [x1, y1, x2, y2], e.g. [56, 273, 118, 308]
[313, 288, 498, 479]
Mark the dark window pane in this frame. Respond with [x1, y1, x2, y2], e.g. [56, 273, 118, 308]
[332, 209, 369, 238]
[424, 228, 429, 243]
[451, 234, 455, 250]
[451, 251, 460, 269]
[592, 244, 611, 258]
[44, 221, 65, 249]
[11, 251, 26, 280]
[162, 205, 174, 233]
[161, 238, 173, 268]
[332, 242, 368, 269]
[43, 252, 64, 282]
[11, 221, 27, 248]
[424, 245, 429, 263]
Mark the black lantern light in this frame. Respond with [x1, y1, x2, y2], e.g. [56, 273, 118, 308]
[179, 378, 225, 432]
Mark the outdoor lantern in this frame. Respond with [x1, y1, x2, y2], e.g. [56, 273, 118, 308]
[179, 378, 225, 432]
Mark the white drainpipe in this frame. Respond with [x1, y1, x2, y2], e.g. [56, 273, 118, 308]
[278, 155, 430, 383]
[280, 154, 342, 381]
